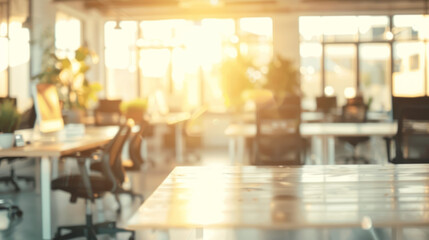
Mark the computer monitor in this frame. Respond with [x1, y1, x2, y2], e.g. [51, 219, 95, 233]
[32, 83, 64, 133]
[316, 96, 337, 113]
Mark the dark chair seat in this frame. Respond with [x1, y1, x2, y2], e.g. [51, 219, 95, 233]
[338, 136, 370, 147]
[52, 175, 113, 200]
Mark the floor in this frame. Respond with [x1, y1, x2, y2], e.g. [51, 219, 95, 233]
[0, 136, 429, 240]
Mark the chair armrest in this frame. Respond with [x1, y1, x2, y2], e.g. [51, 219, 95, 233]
[76, 158, 95, 201]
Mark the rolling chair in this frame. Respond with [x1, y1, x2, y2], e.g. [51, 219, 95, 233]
[252, 103, 303, 165]
[51, 122, 135, 240]
[385, 106, 429, 164]
[337, 99, 370, 164]
[90, 120, 145, 212]
[94, 99, 123, 126]
[316, 96, 337, 114]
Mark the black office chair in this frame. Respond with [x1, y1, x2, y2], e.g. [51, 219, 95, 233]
[123, 120, 148, 171]
[385, 106, 429, 164]
[0, 98, 35, 191]
[316, 96, 337, 114]
[94, 99, 123, 126]
[90, 120, 145, 212]
[337, 100, 370, 164]
[252, 103, 303, 165]
[51, 123, 135, 240]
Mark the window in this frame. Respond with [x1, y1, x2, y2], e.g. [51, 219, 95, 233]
[104, 21, 138, 100]
[0, 0, 31, 110]
[55, 12, 81, 58]
[300, 15, 429, 111]
[104, 17, 273, 110]
[300, 16, 392, 111]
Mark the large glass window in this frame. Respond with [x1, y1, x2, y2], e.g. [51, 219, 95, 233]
[105, 17, 273, 111]
[1, 0, 31, 110]
[105, 21, 138, 100]
[359, 44, 391, 110]
[325, 44, 357, 106]
[55, 12, 81, 59]
[300, 15, 395, 111]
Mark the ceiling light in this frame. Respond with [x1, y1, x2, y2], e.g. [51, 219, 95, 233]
[114, 20, 121, 30]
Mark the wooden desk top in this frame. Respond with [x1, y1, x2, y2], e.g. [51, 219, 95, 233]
[127, 164, 429, 230]
[225, 122, 397, 138]
[0, 126, 118, 158]
[148, 112, 191, 125]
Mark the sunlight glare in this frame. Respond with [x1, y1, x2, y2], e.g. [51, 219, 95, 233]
[344, 87, 356, 99]
[324, 86, 335, 96]
[0, 23, 7, 37]
[0, 38, 8, 71]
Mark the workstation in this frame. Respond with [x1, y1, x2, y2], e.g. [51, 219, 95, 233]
[1, 0, 429, 240]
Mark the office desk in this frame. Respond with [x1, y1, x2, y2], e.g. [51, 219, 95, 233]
[127, 165, 429, 238]
[148, 112, 191, 163]
[225, 122, 397, 164]
[0, 126, 118, 240]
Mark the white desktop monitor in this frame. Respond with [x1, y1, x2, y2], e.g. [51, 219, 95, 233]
[32, 83, 64, 133]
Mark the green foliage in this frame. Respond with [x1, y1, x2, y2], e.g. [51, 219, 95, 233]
[33, 45, 102, 110]
[219, 56, 255, 109]
[120, 98, 148, 122]
[264, 55, 300, 99]
[0, 100, 21, 133]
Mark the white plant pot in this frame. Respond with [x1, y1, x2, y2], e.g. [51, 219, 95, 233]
[0, 133, 15, 149]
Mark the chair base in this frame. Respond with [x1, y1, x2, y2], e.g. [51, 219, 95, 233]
[54, 215, 135, 240]
[114, 188, 144, 213]
[0, 199, 23, 219]
[339, 156, 370, 165]
[0, 168, 35, 191]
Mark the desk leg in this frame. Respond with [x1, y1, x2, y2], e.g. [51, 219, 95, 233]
[229, 137, 236, 165]
[196, 228, 203, 240]
[392, 227, 403, 240]
[41, 156, 52, 240]
[237, 136, 245, 165]
[311, 136, 322, 165]
[175, 122, 184, 164]
[327, 136, 335, 165]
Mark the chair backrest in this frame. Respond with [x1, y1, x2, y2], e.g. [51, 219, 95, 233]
[94, 99, 123, 126]
[391, 106, 429, 164]
[185, 105, 207, 137]
[100, 122, 132, 189]
[392, 96, 429, 120]
[254, 103, 302, 165]
[316, 96, 337, 113]
[341, 100, 367, 123]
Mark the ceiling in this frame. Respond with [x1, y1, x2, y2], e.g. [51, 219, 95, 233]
[53, 0, 429, 19]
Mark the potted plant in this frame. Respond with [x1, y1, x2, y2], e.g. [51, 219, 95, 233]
[219, 56, 255, 111]
[0, 100, 21, 149]
[33, 45, 102, 123]
[264, 55, 301, 102]
[120, 98, 148, 123]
